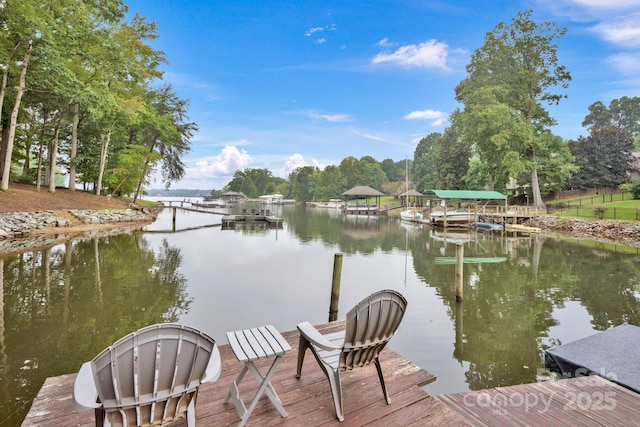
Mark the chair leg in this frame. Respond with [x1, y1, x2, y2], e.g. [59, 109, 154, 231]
[374, 357, 391, 404]
[327, 369, 344, 422]
[296, 335, 310, 378]
[186, 396, 196, 427]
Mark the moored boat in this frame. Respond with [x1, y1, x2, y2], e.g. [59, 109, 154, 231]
[429, 209, 475, 226]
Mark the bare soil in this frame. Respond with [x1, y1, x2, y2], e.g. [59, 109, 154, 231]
[0, 182, 130, 213]
[0, 183, 156, 237]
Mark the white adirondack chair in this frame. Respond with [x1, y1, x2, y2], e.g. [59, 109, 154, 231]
[73, 323, 221, 427]
[296, 289, 408, 421]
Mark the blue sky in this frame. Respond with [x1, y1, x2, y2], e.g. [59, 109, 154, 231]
[125, 1, 640, 190]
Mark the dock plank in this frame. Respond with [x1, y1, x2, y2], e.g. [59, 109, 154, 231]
[25, 321, 640, 426]
[435, 375, 640, 427]
[22, 323, 457, 426]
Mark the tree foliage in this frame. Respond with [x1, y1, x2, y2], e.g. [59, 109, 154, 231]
[413, 133, 440, 191]
[567, 127, 635, 189]
[454, 10, 571, 206]
[0, 1, 194, 199]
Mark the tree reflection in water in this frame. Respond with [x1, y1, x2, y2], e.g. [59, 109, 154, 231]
[0, 230, 189, 426]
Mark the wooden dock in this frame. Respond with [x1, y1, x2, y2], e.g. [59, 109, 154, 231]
[221, 213, 283, 229]
[436, 375, 640, 426]
[22, 322, 465, 426]
[22, 322, 640, 426]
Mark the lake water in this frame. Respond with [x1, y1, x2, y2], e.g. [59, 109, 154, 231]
[2, 199, 640, 425]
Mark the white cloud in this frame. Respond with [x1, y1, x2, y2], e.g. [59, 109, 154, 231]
[593, 13, 640, 48]
[404, 109, 449, 126]
[315, 38, 327, 44]
[188, 145, 253, 179]
[305, 27, 325, 36]
[377, 38, 393, 47]
[271, 154, 324, 178]
[305, 110, 351, 122]
[571, 0, 640, 10]
[371, 40, 450, 70]
[607, 53, 640, 74]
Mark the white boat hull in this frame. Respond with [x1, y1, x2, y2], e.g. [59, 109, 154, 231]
[429, 211, 475, 225]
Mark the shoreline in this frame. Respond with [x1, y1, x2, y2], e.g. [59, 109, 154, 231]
[1, 208, 639, 255]
[0, 208, 158, 238]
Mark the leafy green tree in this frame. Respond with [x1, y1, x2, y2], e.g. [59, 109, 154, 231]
[131, 84, 196, 202]
[289, 166, 318, 202]
[567, 127, 635, 189]
[358, 156, 388, 191]
[239, 175, 257, 198]
[433, 121, 471, 189]
[316, 165, 346, 200]
[338, 156, 361, 189]
[455, 10, 572, 207]
[380, 158, 404, 182]
[630, 179, 640, 199]
[583, 97, 640, 149]
[413, 133, 441, 191]
[583, 97, 640, 136]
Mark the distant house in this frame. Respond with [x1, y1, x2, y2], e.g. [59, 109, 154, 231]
[221, 191, 247, 203]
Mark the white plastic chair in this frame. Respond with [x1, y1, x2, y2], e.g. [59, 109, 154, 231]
[73, 323, 221, 427]
[296, 289, 407, 421]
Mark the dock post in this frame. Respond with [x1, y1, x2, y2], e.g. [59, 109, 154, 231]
[329, 253, 343, 322]
[172, 207, 177, 232]
[455, 244, 464, 302]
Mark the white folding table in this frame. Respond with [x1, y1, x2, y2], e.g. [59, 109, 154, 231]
[224, 325, 291, 426]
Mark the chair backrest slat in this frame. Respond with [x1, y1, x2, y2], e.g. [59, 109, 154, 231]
[89, 323, 216, 426]
[341, 290, 407, 369]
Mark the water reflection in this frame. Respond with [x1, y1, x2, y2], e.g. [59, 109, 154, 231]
[0, 230, 189, 426]
[1, 204, 640, 425]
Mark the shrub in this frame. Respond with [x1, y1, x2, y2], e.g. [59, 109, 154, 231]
[631, 179, 640, 199]
[593, 204, 607, 219]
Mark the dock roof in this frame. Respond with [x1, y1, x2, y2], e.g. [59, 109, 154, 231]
[423, 190, 506, 200]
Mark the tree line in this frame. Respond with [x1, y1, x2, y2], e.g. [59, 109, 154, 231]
[2, 5, 638, 206]
[0, 0, 193, 203]
[220, 10, 639, 205]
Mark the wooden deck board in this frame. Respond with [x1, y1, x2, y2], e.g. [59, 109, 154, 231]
[435, 375, 640, 427]
[22, 323, 458, 427]
[24, 321, 640, 426]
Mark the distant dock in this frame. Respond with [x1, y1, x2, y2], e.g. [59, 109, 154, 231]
[221, 209, 283, 229]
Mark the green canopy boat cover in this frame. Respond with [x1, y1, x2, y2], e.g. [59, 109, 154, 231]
[423, 190, 506, 200]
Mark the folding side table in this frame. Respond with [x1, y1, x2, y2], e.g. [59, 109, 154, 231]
[224, 324, 291, 426]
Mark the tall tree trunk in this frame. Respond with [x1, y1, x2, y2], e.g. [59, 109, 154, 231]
[68, 102, 79, 191]
[530, 150, 545, 208]
[1, 39, 32, 191]
[132, 139, 157, 204]
[0, 43, 19, 180]
[48, 124, 60, 193]
[96, 127, 112, 196]
[35, 110, 49, 192]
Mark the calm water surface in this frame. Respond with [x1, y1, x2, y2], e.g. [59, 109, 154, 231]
[2, 199, 640, 425]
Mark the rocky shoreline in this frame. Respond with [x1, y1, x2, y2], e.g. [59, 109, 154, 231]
[0, 208, 157, 239]
[527, 216, 640, 246]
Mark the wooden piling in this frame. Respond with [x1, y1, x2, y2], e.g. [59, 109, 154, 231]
[329, 253, 343, 321]
[455, 244, 463, 302]
[172, 207, 177, 232]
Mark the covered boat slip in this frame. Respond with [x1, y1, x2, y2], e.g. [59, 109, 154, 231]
[425, 190, 535, 227]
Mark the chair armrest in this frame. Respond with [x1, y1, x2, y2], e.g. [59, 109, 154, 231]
[297, 322, 342, 351]
[202, 344, 222, 383]
[73, 362, 102, 412]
